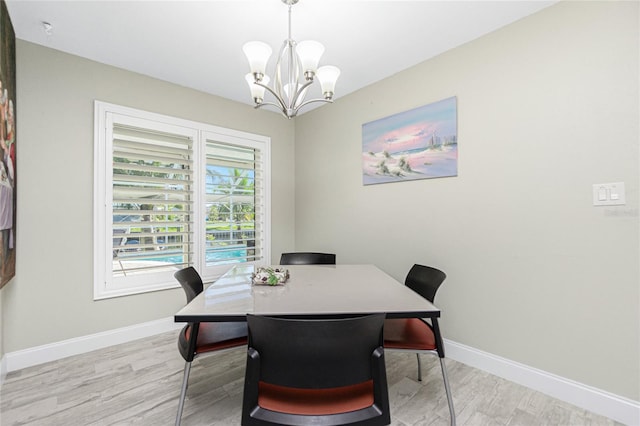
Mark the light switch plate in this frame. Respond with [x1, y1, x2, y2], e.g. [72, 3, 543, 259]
[593, 182, 626, 206]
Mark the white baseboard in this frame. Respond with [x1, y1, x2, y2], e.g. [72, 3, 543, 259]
[444, 339, 640, 426]
[4, 317, 182, 373]
[0, 353, 6, 386]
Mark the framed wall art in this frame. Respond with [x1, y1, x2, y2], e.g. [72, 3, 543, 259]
[0, 0, 16, 288]
[362, 96, 457, 186]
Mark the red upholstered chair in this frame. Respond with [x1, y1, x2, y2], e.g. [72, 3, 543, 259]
[383, 264, 456, 426]
[241, 314, 390, 426]
[279, 252, 336, 265]
[174, 267, 248, 426]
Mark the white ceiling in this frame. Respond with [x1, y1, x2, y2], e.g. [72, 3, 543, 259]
[6, 0, 557, 113]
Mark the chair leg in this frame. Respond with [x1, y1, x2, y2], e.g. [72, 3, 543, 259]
[416, 353, 422, 381]
[175, 361, 192, 426]
[439, 357, 456, 426]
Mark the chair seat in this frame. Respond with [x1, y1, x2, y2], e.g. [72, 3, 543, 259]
[180, 322, 248, 356]
[383, 318, 436, 351]
[258, 380, 374, 415]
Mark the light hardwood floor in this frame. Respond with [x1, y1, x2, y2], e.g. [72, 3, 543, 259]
[1, 330, 621, 426]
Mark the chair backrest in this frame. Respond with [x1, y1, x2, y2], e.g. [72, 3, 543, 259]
[405, 264, 447, 303]
[174, 266, 204, 304]
[242, 314, 390, 425]
[247, 314, 384, 388]
[279, 252, 336, 265]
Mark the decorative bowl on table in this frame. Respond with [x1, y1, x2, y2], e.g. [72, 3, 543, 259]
[251, 267, 290, 286]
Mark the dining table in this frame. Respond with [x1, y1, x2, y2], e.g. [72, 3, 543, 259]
[174, 264, 441, 323]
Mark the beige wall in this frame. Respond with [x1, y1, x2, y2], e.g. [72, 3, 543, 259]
[2, 40, 294, 352]
[294, 1, 639, 400]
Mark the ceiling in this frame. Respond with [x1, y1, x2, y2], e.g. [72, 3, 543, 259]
[6, 0, 557, 114]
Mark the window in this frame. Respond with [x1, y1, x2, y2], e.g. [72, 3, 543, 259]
[94, 102, 270, 299]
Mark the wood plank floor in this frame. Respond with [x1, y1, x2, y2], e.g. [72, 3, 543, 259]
[0, 330, 621, 426]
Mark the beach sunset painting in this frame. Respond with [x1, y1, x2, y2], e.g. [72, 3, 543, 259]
[362, 96, 457, 185]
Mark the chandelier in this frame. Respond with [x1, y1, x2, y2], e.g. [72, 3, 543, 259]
[242, 0, 340, 119]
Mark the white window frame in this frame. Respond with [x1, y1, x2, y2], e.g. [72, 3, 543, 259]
[94, 101, 271, 300]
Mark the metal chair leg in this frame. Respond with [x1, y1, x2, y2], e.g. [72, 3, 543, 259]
[416, 353, 422, 381]
[439, 357, 456, 426]
[176, 361, 192, 426]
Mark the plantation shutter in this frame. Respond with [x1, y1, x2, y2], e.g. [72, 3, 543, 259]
[204, 140, 264, 266]
[111, 123, 194, 277]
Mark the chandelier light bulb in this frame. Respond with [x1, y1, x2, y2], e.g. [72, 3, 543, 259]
[283, 82, 309, 107]
[296, 40, 324, 78]
[242, 41, 273, 80]
[245, 74, 270, 104]
[316, 65, 340, 99]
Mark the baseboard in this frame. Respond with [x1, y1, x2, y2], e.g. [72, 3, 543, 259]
[444, 339, 640, 426]
[0, 353, 6, 387]
[4, 317, 182, 373]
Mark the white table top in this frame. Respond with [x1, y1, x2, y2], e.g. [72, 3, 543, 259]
[175, 264, 440, 322]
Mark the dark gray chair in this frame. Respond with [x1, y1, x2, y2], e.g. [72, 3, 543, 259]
[383, 264, 455, 425]
[174, 267, 248, 426]
[279, 252, 336, 265]
[241, 314, 390, 426]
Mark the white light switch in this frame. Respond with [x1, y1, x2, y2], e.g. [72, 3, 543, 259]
[593, 182, 626, 206]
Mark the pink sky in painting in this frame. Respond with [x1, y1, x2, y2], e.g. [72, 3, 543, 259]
[373, 123, 438, 154]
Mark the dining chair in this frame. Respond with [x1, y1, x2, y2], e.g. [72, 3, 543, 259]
[279, 252, 336, 265]
[241, 314, 390, 426]
[174, 266, 248, 426]
[383, 264, 456, 426]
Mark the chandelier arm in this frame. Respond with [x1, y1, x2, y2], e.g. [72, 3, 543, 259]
[294, 97, 333, 112]
[289, 78, 315, 110]
[254, 81, 288, 112]
[256, 102, 293, 119]
[285, 40, 298, 110]
[287, 4, 296, 103]
[254, 101, 285, 111]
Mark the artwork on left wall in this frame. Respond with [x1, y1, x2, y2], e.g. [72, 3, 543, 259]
[0, 0, 15, 289]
